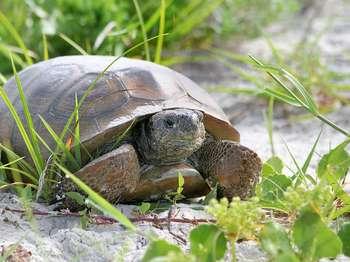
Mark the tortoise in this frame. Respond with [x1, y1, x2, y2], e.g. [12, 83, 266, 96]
[0, 56, 261, 205]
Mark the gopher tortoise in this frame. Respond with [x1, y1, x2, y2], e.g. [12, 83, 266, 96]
[0, 56, 261, 205]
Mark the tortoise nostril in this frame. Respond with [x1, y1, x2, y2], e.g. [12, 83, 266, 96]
[165, 118, 174, 128]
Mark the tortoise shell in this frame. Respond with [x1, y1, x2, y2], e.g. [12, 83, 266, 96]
[0, 56, 239, 160]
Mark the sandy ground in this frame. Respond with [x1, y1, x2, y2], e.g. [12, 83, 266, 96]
[1, 0, 350, 261]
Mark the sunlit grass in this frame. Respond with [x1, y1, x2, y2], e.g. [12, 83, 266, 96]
[59, 33, 89, 56]
[0, 9, 33, 65]
[250, 56, 350, 137]
[133, 0, 151, 61]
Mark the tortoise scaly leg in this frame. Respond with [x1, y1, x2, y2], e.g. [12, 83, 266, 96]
[58, 143, 140, 210]
[191, 137, 262, 199]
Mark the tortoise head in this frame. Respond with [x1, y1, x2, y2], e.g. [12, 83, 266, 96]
[135, 109, 205, 165]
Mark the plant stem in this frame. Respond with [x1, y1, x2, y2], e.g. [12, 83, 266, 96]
[231, 240, 237, 262]
[316, 114, 350, 137]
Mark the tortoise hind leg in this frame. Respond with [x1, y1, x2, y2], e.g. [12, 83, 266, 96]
[58, 143, 140, 210]
[190, 137, 262, 199]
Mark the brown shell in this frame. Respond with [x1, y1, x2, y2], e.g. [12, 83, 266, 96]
[0, 56, 239, 159]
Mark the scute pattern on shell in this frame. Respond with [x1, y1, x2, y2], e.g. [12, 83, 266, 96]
[0, 56, 239, 161]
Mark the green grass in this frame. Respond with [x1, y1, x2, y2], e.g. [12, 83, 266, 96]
[0, 0, 302, 75]
[250, 56, 350, 137]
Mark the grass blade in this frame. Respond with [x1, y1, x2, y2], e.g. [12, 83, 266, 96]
[0, 182, 38, 190]
[301, 129, 322, 174]
[250, 55, 350, 137]
[0, 87, 42, 176]
[0, 73, 7, 85]
[144, 0, 174, 32]
[59, 33, 89, 56]
[39, 116, 80, 171]
[42, 34, 49, 60]
[57, 164, 136, 231]
[154, 0, 166, 64]
[0, 166, 38, 184]
[133, 0, 150, 61]
[282, 139, 308, 186]
[93, 21, 116, 51]
[10, 55, 44, 171]
[171, 0, 223, 39]
[73, 95, 81, 166]
[0, 144, 36, 175]
[0, 10, 33, 64]
[263, 88, 301, 107]
[0, 43, 26, 68]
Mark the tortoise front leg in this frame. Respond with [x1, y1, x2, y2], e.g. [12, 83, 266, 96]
[190, 137, 262, 199]
[58, 143, 140, 209]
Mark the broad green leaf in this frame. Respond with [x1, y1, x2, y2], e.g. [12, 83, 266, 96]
[338, 222, 350, 256]
[266, 156, 284, 174]
[317, 139, 350, 180]
[257, 175, 292, 202]
[190, 224, 227, 262]
[138, 202, 151, 214]
[259, 222, 299, 262]
[292, 207, 342, 260]
[142, 240, 184, 262]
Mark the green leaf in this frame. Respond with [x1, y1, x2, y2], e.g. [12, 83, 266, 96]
[257, 175, 292, 202]
[292, 207, 342, 260]
[189, 224, 227, 262]
[177, 173, 184, 194]
[338, 222, 350, 256]
[317, 139, 350, 180]
[203, 184, 218, 205]
[79, 208, 89, 230]
[65, 191, 86, 206]
[138, 202, 151, 215]
[266, 156, 284, 174]
[142, 240, 184, 262]
[259, 222, 299, 262]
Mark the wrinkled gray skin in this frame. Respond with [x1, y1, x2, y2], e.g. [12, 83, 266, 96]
[135, 109, 206, 165]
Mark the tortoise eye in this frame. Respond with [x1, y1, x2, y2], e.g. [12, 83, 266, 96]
[165, 119, 174, 128]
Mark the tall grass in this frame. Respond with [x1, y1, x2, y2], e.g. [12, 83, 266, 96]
[250, 56, 350, 137]
[154, 0, 166, 64]
[133, 0, 151, 61]
[0, 10, 32, 65]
